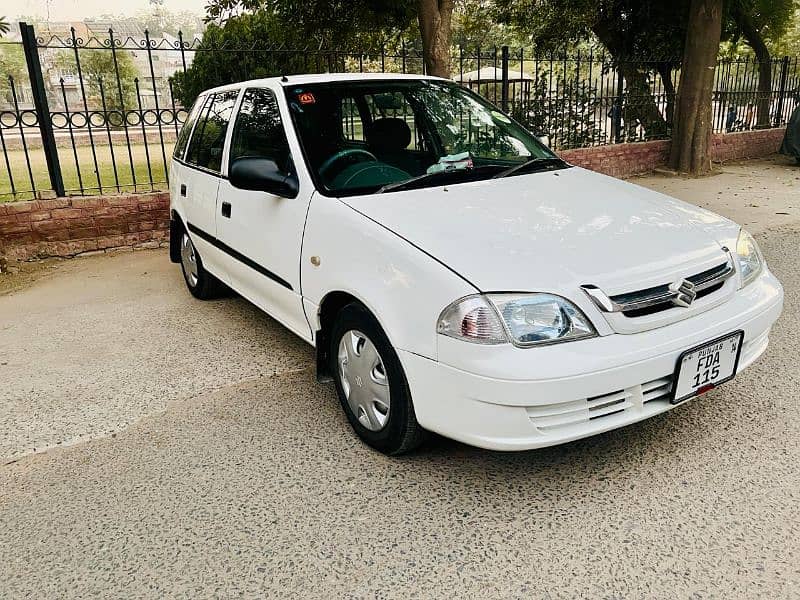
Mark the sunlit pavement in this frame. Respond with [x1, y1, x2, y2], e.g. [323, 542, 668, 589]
[1, 158, 798, 597]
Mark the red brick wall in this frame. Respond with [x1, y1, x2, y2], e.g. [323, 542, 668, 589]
[0, 192, 169, 262]
[561, 127, 786, 178]
[560, 141, 671, 178]
[710, 127, 787, 163]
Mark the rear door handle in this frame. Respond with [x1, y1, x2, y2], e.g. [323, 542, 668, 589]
[180, 183, 186, 197]
[221, 201, 231, 218]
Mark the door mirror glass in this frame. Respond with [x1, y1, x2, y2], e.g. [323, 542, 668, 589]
[229, 157, 299, 198]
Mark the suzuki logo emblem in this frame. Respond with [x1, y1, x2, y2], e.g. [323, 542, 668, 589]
[669, 278, 696, 308]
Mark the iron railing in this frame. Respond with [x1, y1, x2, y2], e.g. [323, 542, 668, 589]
[0, 21, 798, 201]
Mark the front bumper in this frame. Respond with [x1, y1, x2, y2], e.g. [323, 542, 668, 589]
[400, 270, 783, 451]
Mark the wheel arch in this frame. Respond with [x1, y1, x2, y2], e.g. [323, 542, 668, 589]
[314, 290, 395, 383]
[169, 209, 185, 263]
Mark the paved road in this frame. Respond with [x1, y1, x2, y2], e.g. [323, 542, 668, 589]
[1, 160, 799, 597]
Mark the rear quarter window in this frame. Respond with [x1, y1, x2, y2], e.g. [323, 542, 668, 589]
[173, 95, 206, 160]
[185, 89, 240, 173]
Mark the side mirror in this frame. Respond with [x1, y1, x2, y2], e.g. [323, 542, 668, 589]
[229, 157, 299, 198]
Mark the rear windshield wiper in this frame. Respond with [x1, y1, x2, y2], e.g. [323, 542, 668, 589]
[491, 156, 569, 179]
[377, 165, 498, 194]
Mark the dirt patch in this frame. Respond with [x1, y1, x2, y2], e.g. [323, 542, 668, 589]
[0, 258, 67, 297]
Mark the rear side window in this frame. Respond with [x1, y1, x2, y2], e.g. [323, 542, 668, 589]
[229, 88, 292, 173]
[185, 89, 240, 173]
[173, 94, 206, 160]
[341, 97, 365, 143]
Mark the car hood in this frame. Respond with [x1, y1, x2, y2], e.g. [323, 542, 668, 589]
[341, 167, 739, 296]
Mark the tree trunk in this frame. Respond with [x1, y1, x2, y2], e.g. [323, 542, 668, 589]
[656, 61, 677, 127]
[617, 62, 669, 139]
[733, 6, 772, 129]
[418, 0, 454, 78]
[669, 0, 723, 175]
[591, 22, 668, 140]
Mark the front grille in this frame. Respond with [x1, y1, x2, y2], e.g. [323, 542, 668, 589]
[623, 282, 724, 317]
[526, 375, 674, 434]
[605, 261, 734, 317]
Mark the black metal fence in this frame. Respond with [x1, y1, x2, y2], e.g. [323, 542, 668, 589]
[1, 21, 798, 201]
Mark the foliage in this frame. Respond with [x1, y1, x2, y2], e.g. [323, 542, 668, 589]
[203, 0, 415, 49]
[724, 0, 798, 49]
[451, 0, 530, 50]
[171, 11, 312, 107]
[510, 70, 602, 149]
[0, 43, 28, 105]
[174, 1, 419, 107]
[55, 49, 139, 111]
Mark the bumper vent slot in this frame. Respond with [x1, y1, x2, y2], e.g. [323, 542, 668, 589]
[642, 376, 673, 403]
[526, 374, 675, 433]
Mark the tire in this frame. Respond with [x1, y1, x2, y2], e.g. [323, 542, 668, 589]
[330, 303, 426, 455]
[178, 230, 226, 300]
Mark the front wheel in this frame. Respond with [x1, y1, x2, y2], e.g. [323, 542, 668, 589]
[330, 303, 426, 455]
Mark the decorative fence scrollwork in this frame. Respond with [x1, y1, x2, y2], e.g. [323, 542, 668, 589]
[0, 21, 798, 201]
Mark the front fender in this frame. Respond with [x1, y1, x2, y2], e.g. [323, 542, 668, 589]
[300, 196, 477, 360]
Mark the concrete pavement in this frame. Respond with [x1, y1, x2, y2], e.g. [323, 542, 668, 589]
[1, 157, 799, 597]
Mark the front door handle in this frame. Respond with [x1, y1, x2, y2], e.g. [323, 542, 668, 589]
[221, 201, 231, 218]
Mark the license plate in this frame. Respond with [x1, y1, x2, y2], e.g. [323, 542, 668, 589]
[671, 331, 744, 404]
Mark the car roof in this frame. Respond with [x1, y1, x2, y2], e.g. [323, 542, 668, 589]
[201, 72, 444, 95]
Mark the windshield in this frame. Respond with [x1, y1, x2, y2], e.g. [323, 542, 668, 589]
[285, 79, 563, 196]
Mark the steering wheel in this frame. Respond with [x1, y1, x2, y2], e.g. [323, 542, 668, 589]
[318, 148, 377, 179]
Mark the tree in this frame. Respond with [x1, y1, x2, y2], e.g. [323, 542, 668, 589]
[0, 43, 27, 104]
[201, 0, 460, 78]
[494, 0, 691, 139]
[726, 0, 797, 128]
[418, 0, 455, 77]
[54, 49, 139, 112]
[669, 0, 724, 174]
[172, 11, 313, 106]
[203, 0, 414, 51]
[772, 8, 800, 55]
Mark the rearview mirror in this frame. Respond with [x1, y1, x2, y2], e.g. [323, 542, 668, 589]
[229, 157, 299, 198]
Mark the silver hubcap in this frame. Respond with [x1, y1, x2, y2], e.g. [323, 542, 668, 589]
[337, 330, 391, 431]
[180, 232, 199, 287]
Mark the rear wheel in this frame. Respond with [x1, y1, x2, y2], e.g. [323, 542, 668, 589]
[330, 303, 426, 455]
[179, 231, 226, 299]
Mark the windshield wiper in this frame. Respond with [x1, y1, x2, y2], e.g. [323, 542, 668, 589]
[377, 165, 498, 194]
[491, 157, 569, 179]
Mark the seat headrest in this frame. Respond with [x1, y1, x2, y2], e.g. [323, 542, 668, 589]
[367, 117, 412, 152]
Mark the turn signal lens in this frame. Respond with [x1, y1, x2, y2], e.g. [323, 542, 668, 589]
[437, 295, 507, 344]
[735, 228, 764, 288]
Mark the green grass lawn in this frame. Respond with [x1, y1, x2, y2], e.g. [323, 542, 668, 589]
[0, 141, 174, 202]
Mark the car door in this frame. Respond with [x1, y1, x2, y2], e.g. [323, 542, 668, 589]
[179, 88, 240, 281]
[214, 86, 314, 341]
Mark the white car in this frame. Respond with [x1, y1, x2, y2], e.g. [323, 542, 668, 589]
[169, 73, 784, 455]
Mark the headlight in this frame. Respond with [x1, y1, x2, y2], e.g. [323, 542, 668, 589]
[437, 293, 597, 347]
[488, 293, 597, 346]
[736, 228, 764, 288]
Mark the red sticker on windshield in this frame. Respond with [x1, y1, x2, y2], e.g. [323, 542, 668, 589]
[298, 92, 315, 105]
